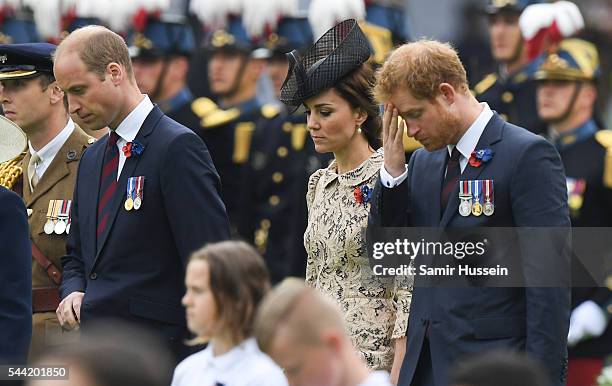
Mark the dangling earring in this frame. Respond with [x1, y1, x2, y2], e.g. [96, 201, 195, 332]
[357, 126, 362, 134]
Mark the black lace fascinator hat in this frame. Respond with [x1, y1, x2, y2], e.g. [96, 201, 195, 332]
[279, 19, 372, 111]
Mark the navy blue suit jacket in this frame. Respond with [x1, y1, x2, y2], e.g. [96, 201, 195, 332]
[371, 114, 571, 386]
[61, 107, 230, 347]
[0, 186, 32, 364]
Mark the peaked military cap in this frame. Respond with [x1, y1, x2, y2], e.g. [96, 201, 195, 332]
[484, 0, 541, 14]
[128, 15, 196, 60]
[279, 19, 372, 110]
[0, 43, 56, 80]
[534, 39, 600, 82]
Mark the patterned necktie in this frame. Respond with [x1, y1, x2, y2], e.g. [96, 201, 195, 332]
[440, 147, 461, 214]
[28, 153, 41, 192]
[97, 131, 120, 239]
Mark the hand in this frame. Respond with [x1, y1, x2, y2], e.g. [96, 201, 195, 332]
[390, 336, 407, 385]
[383, 103, 406, 178]
[567, 300, 608, 346]
[56, 291, 85, 331]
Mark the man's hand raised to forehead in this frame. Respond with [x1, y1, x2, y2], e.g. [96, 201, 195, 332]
[382, 103, 406, 178]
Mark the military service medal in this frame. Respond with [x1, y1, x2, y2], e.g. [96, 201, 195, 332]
[54, 200, 69, 235]
[483, 179, 494, 216]
[44, 200, 57, 235]
[124, 177, 135, 211]
[66, 201, 72, 234]
[133, 176, 144, 210]
[458, 180, 472, 217]
[471, 180, 483, 217]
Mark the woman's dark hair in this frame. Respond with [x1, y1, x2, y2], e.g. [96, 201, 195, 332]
[190, 240, 271, 344]
[334, 62, 382, 149]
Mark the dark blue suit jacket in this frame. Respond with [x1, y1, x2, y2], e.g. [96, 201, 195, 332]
[0, 186, 32, 364]
[61, 107, 230, 348]
[371, 114, 571, 386]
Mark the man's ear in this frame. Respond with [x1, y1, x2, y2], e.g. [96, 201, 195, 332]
[107, 62, 123, 85]
[438, 83, 456, 106]
[49, 82, 65, 105]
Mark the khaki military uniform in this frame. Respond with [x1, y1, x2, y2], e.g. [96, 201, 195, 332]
[4, 125, 93, 357]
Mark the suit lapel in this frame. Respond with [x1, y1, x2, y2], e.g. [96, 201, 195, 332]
[94, 107, 163, 258]
[439, 114, 504, 227]
[422, 150, 447, 225]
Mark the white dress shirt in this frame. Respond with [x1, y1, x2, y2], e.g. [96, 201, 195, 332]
[28, 118, 75, 179]
[171, 338, 288, 386]
[111, 95, 154, 180]
[380, 103, 494, 187]
[358, 371, 393, 386]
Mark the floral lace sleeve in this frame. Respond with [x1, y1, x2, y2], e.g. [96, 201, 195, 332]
[392, 271, 413, 339]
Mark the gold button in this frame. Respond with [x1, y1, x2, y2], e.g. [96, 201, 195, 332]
[277, 147, 288, 157]
[261, 219, 271, 229]
[272, 172, 284, 183]
[282, 122, 292, 132]
[502, 91, 514, 103]
[269, 195, 280, 206]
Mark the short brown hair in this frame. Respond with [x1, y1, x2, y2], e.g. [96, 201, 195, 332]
[254, 278, 345, 354]
[189, 241, 270, 344]
[55, 25, 134, 80]
[335, 63, 382, 149]
[374, 39, 469, 102]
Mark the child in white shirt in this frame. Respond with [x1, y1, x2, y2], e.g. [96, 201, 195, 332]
[171, 241, 287, 386]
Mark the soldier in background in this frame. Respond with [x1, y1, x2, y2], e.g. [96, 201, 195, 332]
[0, 43, 93, 358]
[240, 0, 318, 282]
[535, 38, 612, 386]
[474, 0, 544, 134]
[189, 0, 283, 235]
[127, 9, 199, 131]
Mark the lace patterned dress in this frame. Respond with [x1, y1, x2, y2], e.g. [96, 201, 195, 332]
[304, 149, 413, 370]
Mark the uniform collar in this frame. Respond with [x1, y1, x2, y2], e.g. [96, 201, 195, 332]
[28, 118, 75, 166]
[551, 118, 598, 151]
[158, 87, 193, 114]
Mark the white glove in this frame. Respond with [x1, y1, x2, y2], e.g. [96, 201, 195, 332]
[567, 300, 608, 347]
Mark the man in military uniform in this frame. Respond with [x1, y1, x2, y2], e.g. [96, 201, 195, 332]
[189, 2, 285, 235]
[535, 38, 612, 386]
[473, 0, 545, 134]
[0, 43, 93, 358]
[128, 12, 199, 131]
[239, 1, 320, 282]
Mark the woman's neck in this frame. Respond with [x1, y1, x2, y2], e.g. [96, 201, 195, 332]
[333, 134, 374, 174]
[211, 332, 242, 357]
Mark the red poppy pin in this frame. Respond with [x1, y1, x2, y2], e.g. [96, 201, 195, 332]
[468, 148, 494, 168]
[122, 140, 145, 158]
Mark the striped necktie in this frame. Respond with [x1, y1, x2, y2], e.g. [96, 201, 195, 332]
[97, 131, 120, 239]
[440, 147, 461, 214]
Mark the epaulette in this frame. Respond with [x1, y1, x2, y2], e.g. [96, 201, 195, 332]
[0, 152, 25, 190]
[359, 21, 393, 65]
[595, 130, 612, 188]
[291, 123, 308, 151]
[233, 122, 256, 164]
[261, 104, 281, 119]
[473, 73, 497, 95]
[192, 97, 241, 128]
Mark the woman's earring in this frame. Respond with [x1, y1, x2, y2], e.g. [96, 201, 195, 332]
[357, 126, 362, 134]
